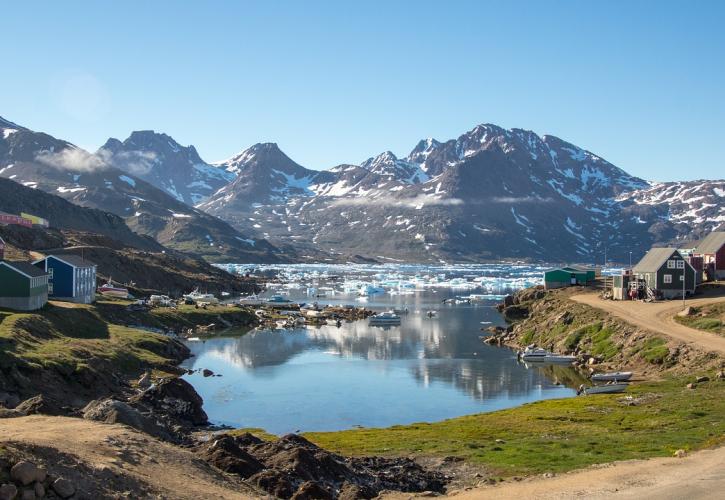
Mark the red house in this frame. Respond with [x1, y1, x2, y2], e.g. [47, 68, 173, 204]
[694, 231, 725, 281]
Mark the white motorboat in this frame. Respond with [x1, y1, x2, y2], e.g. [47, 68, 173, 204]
[591, 371, 633, 382]
[184, 288, 219, 304]
[519, 345, 548, 361]
[580, 383, 629, 395]
[519, 345, 576, 364]
[369, 311, 402, 326]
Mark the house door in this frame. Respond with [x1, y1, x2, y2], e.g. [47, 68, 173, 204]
[570, 275, 577, 285]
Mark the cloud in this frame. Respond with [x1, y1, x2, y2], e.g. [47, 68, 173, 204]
[330, 195, 463, 208]
[489, 196, 553, 203]
[36, 147, 109, 172]
[102, 149, 158, 176]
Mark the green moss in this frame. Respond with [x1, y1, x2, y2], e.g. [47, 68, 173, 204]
[639, 338, 670, 364]
[305, 377, 725, 476]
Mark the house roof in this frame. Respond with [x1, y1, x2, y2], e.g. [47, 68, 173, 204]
[0, 260, 49, 278]
[633, 247, 679, 273]
[47, 254, 96, 268]
[696, 232, 725, 255]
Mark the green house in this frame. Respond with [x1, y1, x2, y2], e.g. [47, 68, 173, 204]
[544, 267, 590, 289]
[0, 260, 49, 311]
[632, 248, 696, 299]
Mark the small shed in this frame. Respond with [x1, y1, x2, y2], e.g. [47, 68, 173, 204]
[561, 266, 596, 282]
[0, 261, 49, 311]
[544, 267, 590, 289]
[632, 248, 696, 299]
[693, 231, 725, 281]
[34, 254, 97, 304]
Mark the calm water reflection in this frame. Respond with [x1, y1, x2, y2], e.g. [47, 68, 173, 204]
[182, 289, 580, 434]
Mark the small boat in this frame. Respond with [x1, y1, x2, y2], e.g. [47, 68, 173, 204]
[426, 310, 437, 318]
[98, 280, 130, 299]
[369, 311, 402, 326]
[579, 383, 629, 395]
[519, 345, 548, 361]
[591, 371, 633, 382]
[519, 345, 576, 364]
[184, 288, 219, 304]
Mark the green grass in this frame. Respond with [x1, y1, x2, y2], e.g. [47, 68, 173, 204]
[305, 377, 725, 476]
[637, 338, 670, 364]
[674, 302, 725, 336]
[229, 428, 279, 441]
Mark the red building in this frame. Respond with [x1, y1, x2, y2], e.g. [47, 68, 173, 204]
[0, 212, 33, 228]
[693, 232, 725, 281]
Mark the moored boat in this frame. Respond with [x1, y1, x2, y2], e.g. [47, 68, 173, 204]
[184, 288, 219, 304]
[369, 311, 402, 326]
[591, 371, 633, 382]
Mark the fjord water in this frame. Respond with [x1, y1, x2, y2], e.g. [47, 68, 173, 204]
[182, 265, 579, 434]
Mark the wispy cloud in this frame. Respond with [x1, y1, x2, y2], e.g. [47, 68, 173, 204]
[36, 147, 108, 172]
[103, 150, 158, 175]
[489, 196, 553, 203]
[330, 194, 463, 208]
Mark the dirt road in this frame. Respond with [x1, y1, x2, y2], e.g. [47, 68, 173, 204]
[571, 293, 725, 354]
[0, 416, 255, 499]
[422, 446, 725, 500]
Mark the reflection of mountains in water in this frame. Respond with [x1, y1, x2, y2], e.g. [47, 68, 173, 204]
[191, 314, 484, 368]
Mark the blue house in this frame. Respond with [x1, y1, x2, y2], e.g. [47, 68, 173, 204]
[34, 254, 97, 304]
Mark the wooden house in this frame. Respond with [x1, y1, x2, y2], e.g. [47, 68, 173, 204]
[0, 261, 49, 311]
[632, 248, 696, 299]
[34, 255, 97, 304]
[693, 232, 725, 281]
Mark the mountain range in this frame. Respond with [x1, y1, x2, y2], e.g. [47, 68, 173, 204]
[2, 115, 723, 263]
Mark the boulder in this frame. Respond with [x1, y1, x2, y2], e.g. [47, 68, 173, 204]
[503, 305, 529, 322]
[686, 383, 697, 389]
[502, 295, 515, 307]
[202, 369, 214, 378]
[338, 482, 375, 500]
[15, 395, 67, 416]
[20, 488, 35, 500]
[677, 307, 695, 317]
[0, 484, 18, 500]
[51, 478, 75, 499]
[696, 376, 710, 383]
[33, 483, 44, 499]
[129, 377, 208, 427]
[248, 469, 295, 499]
[10, 461, 45, 486]
[674, 449, 687, 458]
[82, 398, 173, 441]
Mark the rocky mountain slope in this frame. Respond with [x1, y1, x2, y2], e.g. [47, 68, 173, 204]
[0, 116, 285, 263]
[98, 131, 234, 205]
[199, 124, 724, 262]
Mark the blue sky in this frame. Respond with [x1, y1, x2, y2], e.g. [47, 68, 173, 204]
[2, 1, 723, 180]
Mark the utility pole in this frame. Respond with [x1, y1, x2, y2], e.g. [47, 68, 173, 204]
[682, 266, 686, 308]
[629, 251, 632, 269]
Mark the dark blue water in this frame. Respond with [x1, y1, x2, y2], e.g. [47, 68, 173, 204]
[182, 285, 579, 434]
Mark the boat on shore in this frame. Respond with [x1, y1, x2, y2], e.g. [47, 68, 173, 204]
[98, 280, 130, 299]
[579, 382, 629, 395]
[591, 371, 633, 382]
[369, 311, 402, 326]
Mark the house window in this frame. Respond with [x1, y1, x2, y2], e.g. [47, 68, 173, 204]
[680, 275, 685, 281]
[667, 260, 676, 269]
[676, 260, 685, 269]
[664, 274, 673, 284]
[48, 268, 54, 279]
[48, 283, 53, 294]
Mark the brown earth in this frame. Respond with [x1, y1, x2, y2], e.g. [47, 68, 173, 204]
[572, 292, 725, 355]
[0, 415, 259, 499]
[384, 445, 725, 500]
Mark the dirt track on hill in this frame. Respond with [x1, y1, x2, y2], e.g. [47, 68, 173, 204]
[571, 293, 725, 354]
[407, 446, 725, 500]
[0, 416, 256, 499]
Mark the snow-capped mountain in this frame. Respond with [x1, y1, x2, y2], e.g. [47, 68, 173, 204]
[0, 116, 284, 262]
[98, 131, 234, 205]
[199, 123, 723, 263]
